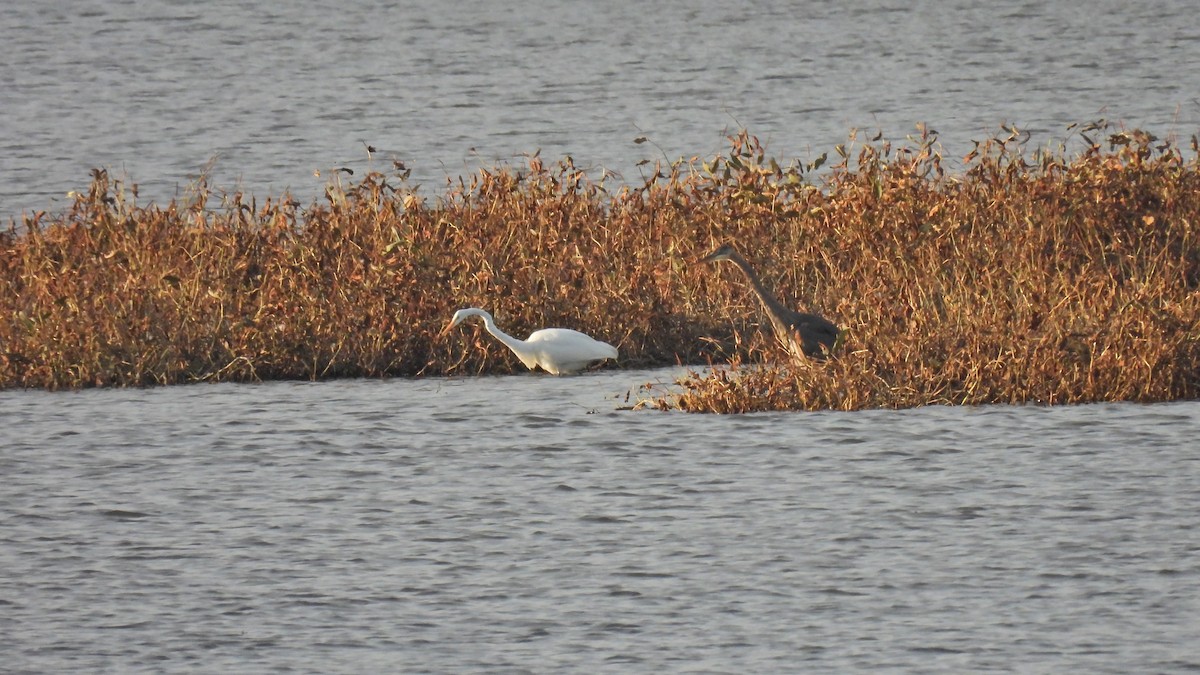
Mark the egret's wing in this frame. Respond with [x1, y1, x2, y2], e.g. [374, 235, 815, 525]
[525, 328, 618, 370]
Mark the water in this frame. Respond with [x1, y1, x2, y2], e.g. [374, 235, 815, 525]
[2, 372, 1199, 673]
[3, 0, 1199, 218]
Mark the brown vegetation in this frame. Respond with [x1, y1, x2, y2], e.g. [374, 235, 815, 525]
[3, 123, 1199, 411]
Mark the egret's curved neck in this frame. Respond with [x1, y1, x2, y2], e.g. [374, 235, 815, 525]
[472, 310, 535, 362]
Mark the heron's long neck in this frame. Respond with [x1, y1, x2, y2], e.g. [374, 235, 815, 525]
[728, 252, 793, 335]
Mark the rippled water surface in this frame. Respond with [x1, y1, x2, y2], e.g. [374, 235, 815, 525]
[3, 0, 1200, 216]
[2, 372, 1199, 673]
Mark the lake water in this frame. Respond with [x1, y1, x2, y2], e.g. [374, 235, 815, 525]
[2, 0, 1199, 218]
[4, 0, 1200, 672]
[2, 373, 1199, 673]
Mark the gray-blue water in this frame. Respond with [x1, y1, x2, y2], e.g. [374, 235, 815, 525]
[2, 373, 1199, 673]
[3, 0, 1199, 218]
[4, 0, 1200, 672]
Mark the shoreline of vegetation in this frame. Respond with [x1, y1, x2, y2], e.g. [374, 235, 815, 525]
[3, 122, 1199, 412]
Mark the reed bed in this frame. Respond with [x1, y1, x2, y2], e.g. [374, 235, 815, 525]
[3, 123, 1199, 412]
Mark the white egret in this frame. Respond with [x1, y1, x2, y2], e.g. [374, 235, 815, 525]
[444, 308, 618, 375]
[700, 243, 840, 359]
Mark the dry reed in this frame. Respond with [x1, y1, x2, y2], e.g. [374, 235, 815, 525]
[3, 122, 1198, 412]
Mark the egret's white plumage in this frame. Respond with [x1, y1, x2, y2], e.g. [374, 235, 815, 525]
[445, 308, 618, 375]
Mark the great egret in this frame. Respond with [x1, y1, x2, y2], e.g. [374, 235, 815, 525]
[444, 308, 619, 375]
[700, 243, 840, 359]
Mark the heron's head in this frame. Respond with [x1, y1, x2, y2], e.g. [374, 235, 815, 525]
[700, 243, 736, 264]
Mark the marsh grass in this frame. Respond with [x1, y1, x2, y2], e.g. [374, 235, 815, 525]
[3, 123, 1199, 411]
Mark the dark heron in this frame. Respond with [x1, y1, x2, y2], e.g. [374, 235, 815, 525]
[700, 243, 840, 359]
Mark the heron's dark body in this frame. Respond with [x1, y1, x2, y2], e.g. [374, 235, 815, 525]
[701, 244, 839, 359]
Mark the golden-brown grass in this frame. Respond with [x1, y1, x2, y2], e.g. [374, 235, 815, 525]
[3, 122, 1198, 412]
